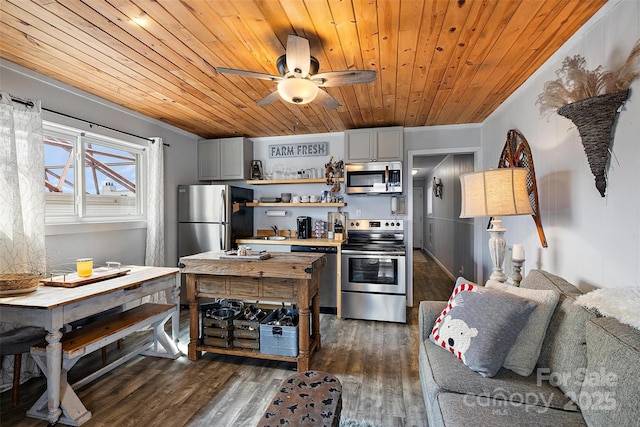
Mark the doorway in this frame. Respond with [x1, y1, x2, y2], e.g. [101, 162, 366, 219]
[405, 147, 481, 307]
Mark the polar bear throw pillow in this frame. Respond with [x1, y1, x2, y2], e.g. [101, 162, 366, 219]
[430, 278, 536, 377]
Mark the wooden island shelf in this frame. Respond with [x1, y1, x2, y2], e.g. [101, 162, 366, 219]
[179, 251, 326, 371]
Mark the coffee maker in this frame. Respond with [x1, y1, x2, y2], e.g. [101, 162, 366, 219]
[250, 160, 263, 180]
[297, 216, 312, 239]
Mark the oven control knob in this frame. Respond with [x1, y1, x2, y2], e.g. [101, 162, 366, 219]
[355, 222, 360, 227]
[396, 222, 401, 227]
[385, 222, 389, 226]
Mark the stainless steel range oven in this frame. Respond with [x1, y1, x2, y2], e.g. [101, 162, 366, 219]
[341, 219, 406, 323]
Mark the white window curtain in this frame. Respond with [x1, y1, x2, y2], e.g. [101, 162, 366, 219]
[145, 137, 164, 267]
[0, 92, 45, 391]
[143, 137, 167, 304]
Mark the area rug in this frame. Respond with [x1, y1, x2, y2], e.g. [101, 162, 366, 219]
[340, 418, 385, 427]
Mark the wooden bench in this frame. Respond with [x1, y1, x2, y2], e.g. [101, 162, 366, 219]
[29, 303, 178, 426]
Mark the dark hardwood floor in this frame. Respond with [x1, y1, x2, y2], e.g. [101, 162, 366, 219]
[0, 250, 454, 427]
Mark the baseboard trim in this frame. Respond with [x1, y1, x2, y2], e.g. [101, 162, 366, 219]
[422, 249, 456, 281]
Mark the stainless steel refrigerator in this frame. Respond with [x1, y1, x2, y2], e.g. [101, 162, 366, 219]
[177, 184, 253, 303]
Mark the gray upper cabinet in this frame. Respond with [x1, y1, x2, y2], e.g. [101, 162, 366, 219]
[198, 138, 221, 180]
[198, 137, 253, 181]
[344, 129, 373, 162]
[344, 126, 403, 163]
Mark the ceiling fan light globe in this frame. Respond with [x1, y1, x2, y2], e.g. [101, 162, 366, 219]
[277, 78, 318, 105]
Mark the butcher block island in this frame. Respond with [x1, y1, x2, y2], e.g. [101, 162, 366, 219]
[179, 251, 326, 371]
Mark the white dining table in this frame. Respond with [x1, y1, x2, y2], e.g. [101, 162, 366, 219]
[0, 266, 181, 426]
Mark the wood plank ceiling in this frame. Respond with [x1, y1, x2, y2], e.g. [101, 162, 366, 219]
[0, 0, 607, 139]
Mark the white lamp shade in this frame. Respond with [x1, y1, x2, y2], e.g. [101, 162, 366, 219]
[277, 78, 319, 104]
[459, 168, 533, 218]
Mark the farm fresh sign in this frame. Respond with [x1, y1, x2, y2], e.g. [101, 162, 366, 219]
[268, 142, 328, 158]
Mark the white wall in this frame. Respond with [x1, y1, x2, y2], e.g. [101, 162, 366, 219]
[0, 60, 200, 270]
[404, 125, 481, 152]
[481, 0, 640, 289]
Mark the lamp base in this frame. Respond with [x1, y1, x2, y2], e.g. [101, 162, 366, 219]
[489, 270, 507, 282]
[488, 218, 507, 283]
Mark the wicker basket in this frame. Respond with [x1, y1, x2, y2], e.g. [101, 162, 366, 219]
[557, 90, 629, 197]
[0, 273, 41, 295]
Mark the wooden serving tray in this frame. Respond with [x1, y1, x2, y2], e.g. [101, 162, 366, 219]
[40, 267, 131, 288]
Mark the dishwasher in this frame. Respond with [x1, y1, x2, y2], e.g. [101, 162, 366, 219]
[290, 245, 338, 314]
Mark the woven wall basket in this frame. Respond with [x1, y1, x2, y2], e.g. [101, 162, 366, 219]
[557, 89, 629, 197]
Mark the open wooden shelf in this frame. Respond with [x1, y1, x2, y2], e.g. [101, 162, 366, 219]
[246, 178, 343, 185]
[247, 202, 346, 207]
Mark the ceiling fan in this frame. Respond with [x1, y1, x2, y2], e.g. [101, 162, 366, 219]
[216, 35, 377, 109]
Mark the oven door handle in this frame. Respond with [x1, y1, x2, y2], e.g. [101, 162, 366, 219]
[342, 249, 406, 256]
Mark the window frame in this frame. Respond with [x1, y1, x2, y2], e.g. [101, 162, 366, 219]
[43, 121, 148, 227]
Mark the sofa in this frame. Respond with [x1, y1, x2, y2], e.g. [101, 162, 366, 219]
[418, 269, 640, 427]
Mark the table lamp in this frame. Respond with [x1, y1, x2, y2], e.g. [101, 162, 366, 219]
[459, 168, 533, 282]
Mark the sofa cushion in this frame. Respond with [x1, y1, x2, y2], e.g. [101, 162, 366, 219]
[419, 301, 447, 342]
[436, 393, 586, 427]
[486, 280, 560, 376]
[520, 269, 583, 297]
[419, 301, 454, 425]
[579, 317, 640, 425]
[430, 280, 536, 377]
[419, 338, 577, 412]
[520, 270, 595, 401]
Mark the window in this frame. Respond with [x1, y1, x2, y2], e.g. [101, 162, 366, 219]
[44, 122, 146, 223]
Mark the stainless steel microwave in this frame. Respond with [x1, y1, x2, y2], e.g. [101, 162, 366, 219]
[345, 161, 403, 194]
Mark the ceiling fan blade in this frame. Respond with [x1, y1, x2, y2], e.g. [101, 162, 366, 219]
[312, 70, 377, 87]
[217, 67, 282, 82]
[314, 89, 341, 109]
[257, 90, 282, 106]
[286, 35, 311, 77]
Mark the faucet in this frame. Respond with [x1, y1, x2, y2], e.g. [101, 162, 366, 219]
[271, 225, 278, 237]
